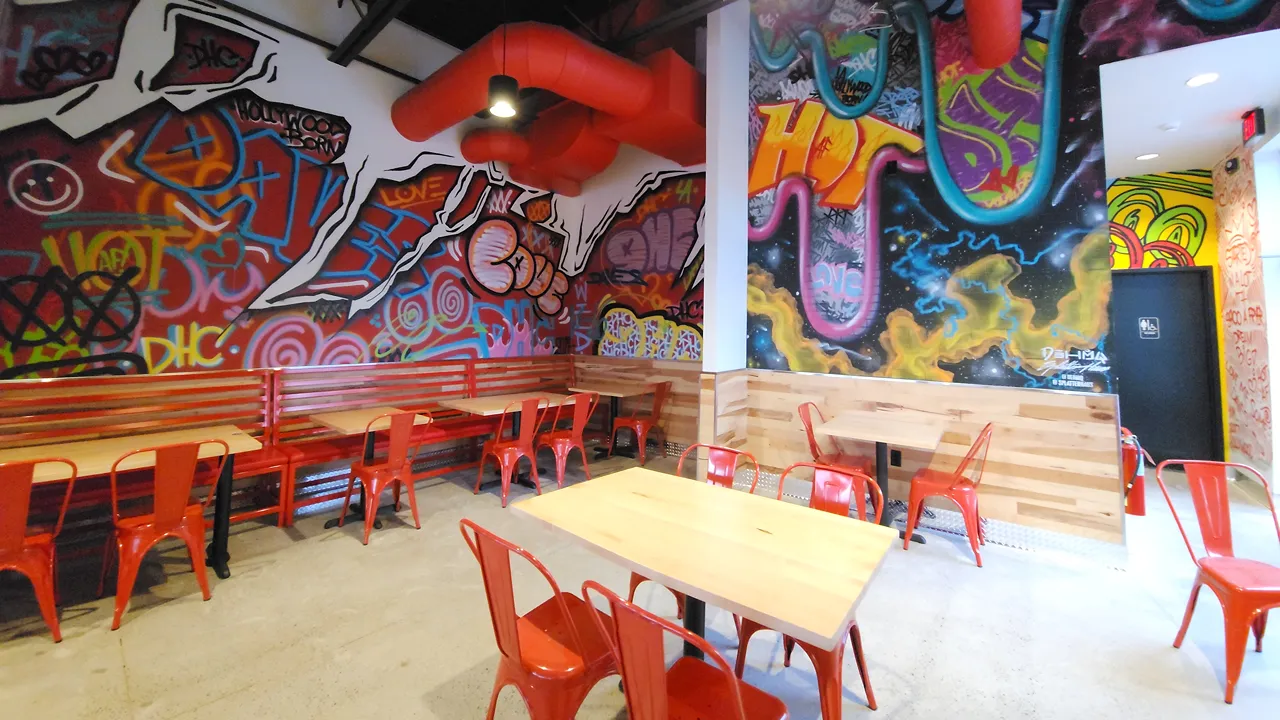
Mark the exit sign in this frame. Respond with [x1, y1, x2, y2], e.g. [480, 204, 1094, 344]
[1244, 107, 1266, 148]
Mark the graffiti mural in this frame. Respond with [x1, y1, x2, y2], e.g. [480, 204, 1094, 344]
[0, 0, 697, 378]
[1108, 170, 1216, 269]
[1214, 150, 1271, 465]
[746, 0, 1280, 391]
[572, 173, 705, 360]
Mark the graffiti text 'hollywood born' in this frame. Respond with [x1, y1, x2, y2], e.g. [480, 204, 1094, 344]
[231, 96, 349, 156]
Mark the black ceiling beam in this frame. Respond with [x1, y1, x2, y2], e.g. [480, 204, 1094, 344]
[328, 0, 416, 67]
[608, 0, 735, 50]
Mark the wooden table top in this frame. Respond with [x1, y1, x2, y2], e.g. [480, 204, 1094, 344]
[437, 392, 571, 417]
[0, 425, 263, 484]
[309, 407, 433, 436]
[815, 410, 945, 450]
[512, 468, 897, 651]
[567, 385, 651, 398]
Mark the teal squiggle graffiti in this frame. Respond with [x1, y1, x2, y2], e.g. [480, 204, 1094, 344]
[750, 15, 889, 121]
[1176, 0, 1264, 21]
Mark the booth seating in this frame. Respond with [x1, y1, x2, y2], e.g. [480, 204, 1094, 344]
[0, 370, 288, 527]
[275, 356, 574, 523]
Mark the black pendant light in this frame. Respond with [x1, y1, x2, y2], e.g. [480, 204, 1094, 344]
[488, 2, 518, 119]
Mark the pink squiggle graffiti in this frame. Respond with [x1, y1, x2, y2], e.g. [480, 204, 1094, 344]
[748, 146, 926, 341]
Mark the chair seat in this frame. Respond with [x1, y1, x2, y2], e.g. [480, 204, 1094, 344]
[115, 503, 204, 531]
[818, 453, 873, 475]
[668, 656, 789, 719]
[197, 446, 290, 480]
[281, 440, 357, 466]
[1200, 556, 1280, 594]
[425, 417, 500, 439]
[517, 592, 613, 679]
[911, 467, 976, 493]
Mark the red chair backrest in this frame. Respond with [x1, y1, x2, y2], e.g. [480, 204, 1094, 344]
[1155, 460, 1280, 561]
[110, 440, 228, 531]
[0, 459, 77, 553]
[797, 402, 829, 461]
[953, 423, 994, 488]
[650, 382, 672, 419]
[780, 461, 883, 523]
[677, 443, 760, 491]
[459, 519, 585, 667]
[496, 397, 546, 448]
[367, 411, 425, 469]
[582, 580, 749, 720]
[568, 392, 598, 442]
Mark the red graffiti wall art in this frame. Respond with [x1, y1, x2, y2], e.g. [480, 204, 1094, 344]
[573, 174, 705, 361]
[1214, 149, 1272, 465]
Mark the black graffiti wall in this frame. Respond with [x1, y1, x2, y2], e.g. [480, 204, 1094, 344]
[746, 0, 1280, 391]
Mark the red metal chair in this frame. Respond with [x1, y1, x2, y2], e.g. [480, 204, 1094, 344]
[582, 580, 789, 720]
[797, 402, 874, 475]
[474, 397, 548, 508]
[336, 412, 425, 545]
[628, 443, 760, 621]
[608, 381, 672, 466]
[460, 519, 616, 719]
[902, 423, 994, 566]
[1155, 460, 1280, 704]
[99, 440, 228, 630]
[735, 462, 881, 717]
[536, 392, 599, 488]
[0, 458, 77, 643]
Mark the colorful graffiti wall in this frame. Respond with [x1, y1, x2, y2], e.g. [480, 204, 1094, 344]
[0, 0, 704, 379]
[745, 0, 1280, 391]
[1215, 149, 1272, 465]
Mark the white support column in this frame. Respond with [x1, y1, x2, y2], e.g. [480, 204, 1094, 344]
[701, 0, 749, 373]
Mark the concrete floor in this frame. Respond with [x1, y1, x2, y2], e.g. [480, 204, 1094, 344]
[1, 453, 1278, 719]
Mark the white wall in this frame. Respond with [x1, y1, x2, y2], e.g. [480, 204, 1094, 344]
[1256, 137, 1280, 488]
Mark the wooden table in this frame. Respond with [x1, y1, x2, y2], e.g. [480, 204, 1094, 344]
[815, 411, 945, 539]
[513, 467, 897, 657]
[438, 392, 572, 487]
[0, 425, 262, 579]
[309, 407, 432, 529]
[568, 384, 651, 458]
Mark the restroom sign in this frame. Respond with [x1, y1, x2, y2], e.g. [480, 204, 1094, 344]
[1139, 317, 1160, 340]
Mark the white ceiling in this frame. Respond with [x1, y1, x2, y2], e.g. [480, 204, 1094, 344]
[1100, 29, 1280, 179]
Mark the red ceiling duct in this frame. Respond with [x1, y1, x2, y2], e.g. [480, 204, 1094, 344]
[392, 22, 705, 195]
[965, 0, 1023, 69]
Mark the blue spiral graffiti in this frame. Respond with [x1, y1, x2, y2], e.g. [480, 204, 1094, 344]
[896, 0, 1072, 225]
[751, 16, 890, 120]
[1176, 0, 1264, 21]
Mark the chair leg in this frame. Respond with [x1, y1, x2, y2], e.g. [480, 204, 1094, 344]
[802, 642, 846, 720]
[577, 444, 592, 481]
[673, 590, 685, 620]
[1223, 601, 1254, 704]
[957, 495, 983, 567]
[849, 623, 877, 710]
[362, 479, 377, 545]
[403, 479, 422, 530]
[177, 525, 212, 601]
[627, 571, 644, 603]
[474, 453, 489, 495]
[337, 475, 356, 528]
[635, 425, 649, 466]
[485, 664, 510, 720]
[1253, 611, 1267, 652]
[902, 492, 924, 551]
[553, 446, 568, 489]
[734, 617, 767, 678]
[783, 635, 796, 667]
[527, 455, 542, 496]
[111, 536, 148, 631]
[499, 458, 515, 508]
[97, 532, 116, 599]
[393, 482, 402, 512]
[25, 560, 61, 643]
[1173, 580, 1203, 649]
[523, 676, 591, 720]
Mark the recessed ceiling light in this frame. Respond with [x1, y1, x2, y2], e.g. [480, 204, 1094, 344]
[1136, 153, 1159, 161]
[1186, 72, 1219, 87]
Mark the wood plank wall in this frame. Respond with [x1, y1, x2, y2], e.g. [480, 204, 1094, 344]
[571, 355, 702, 447]
[720, 369, 1124, 543]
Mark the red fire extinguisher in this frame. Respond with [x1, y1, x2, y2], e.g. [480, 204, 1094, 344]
[1121, 427, 1152, 516]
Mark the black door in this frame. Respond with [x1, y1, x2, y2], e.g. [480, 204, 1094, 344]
[1111, 268, 1223, 463]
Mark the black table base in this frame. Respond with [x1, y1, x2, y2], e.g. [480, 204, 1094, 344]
[682, 596, 706, 659]
[875, 441, 925, 544]
[205, 454, 235, 579]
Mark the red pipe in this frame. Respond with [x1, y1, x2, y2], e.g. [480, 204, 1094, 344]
[392, 22, 654, 142]
[460, 128, 530, 166]
[965, 0, 1023, 69]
